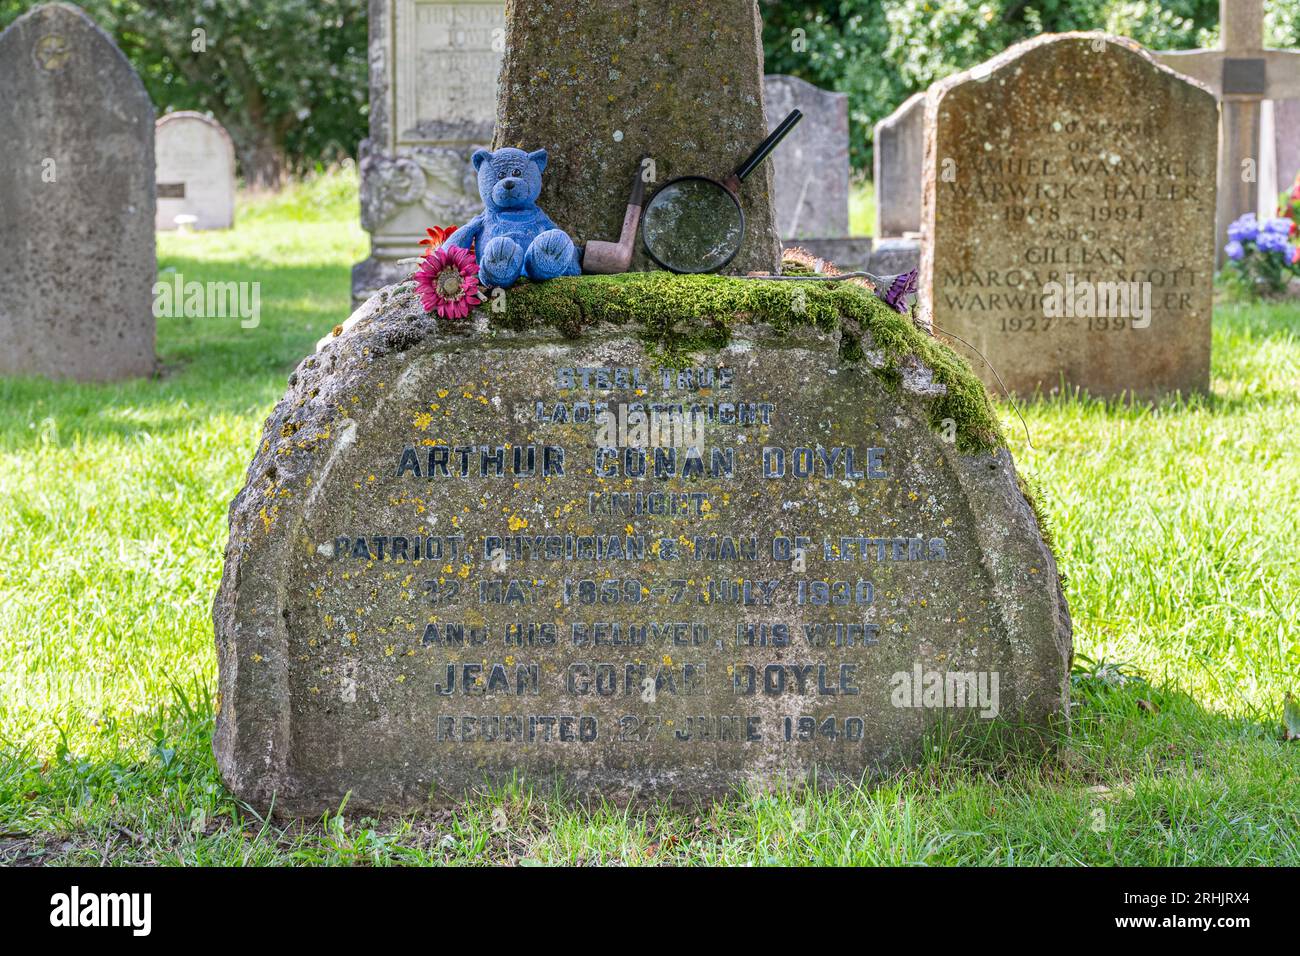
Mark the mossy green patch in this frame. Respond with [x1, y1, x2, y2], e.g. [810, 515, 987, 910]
[499, 272, 1006, 453]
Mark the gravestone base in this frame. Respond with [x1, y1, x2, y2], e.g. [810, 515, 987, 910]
[352, 254, 415, 307]
[781, 237, 921, 278]
[868, 238, 923, 276]
[215, 274, 1069, 816]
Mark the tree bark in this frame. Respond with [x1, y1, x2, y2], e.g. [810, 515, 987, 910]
[240, 133, 286, 191]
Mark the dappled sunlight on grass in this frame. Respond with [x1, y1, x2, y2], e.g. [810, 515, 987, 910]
[0, 169, 1296, 865]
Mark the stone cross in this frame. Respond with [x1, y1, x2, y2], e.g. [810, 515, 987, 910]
[494, 0, 781, 275]
[1152, 0, 1300, 261]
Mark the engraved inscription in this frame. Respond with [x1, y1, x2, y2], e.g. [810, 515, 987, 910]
[396, 0, 505, 137]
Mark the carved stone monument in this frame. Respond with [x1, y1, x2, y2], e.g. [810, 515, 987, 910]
[493, 0, 782, 276]
[213, 276, 1071, 815]
[874, 93, 925, 238]
[351, 0, 505, 304]
[923, 34, 1218, 400]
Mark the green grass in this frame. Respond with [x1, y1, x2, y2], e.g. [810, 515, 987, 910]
[1, 167, 1297, 865]
[850, 178, 875, 236]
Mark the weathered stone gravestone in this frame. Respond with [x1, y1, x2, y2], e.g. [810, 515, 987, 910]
[494, 0, 781, 275]
[874, 93, 925, 238]
[764, 75, 849, 240]
[1274, 100, 1300, 193]
[351, 0, 505, 303]
[155, 111, 236, 231]
[213, 276, 1071, 815]
[922, 34, 1217, 400]
[1262, 98, 1300, 214]
[0, 3, 155, 381]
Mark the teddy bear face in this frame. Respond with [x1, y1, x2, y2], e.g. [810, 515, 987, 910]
[472, 147, 548, 211]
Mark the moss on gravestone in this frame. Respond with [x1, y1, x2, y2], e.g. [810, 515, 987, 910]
[497, 272, 1005, 454]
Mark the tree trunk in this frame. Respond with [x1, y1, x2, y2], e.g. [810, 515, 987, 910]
[240, 134, 286, 192]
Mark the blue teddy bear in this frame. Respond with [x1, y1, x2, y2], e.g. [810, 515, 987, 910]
[443, 147, 582, 288]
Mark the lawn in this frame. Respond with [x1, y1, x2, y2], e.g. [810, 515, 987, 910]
[0, 168, 1297, 865]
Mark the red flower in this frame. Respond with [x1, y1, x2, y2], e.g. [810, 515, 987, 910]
[413, 245, 480, 319]
[418, 225, 456, 258]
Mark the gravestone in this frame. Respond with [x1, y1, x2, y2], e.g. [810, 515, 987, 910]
[1258, 98, 1300, 218]
[351, 0, 506, 304]
[1269, 99, 1300, 200]
[874, 93, 925, 238]
[0, 3, 155, 381]
[494, 0, 781, 275]
[213, 276, 1071, 815]
[763, 75, 849, 240]
[922, 34, 1217, 400]
[155, 112, 236, 231]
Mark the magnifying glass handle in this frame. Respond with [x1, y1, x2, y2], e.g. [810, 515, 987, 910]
[732, 109, 803, 185]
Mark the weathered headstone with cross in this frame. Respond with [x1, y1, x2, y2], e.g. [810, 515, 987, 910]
[1151, 0, 1300, 262]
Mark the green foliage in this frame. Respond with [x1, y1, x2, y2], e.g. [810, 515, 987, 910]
[0, 0, 368, 186]
[761, 0, 1224, 173]
[7, 0, 1279, 183]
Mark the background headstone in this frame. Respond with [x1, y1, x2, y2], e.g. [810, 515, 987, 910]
[1274, 100, 1300, 193]
[0, 3, 155, 381]
[873, 92, 925, 238]
[155, 111, 236, 231]
[351, 0, 505, 303]
[763, 74, 849, 239]
[922, 34, 1217, 400]
[213, 279, 1071, 816]
[494, 0, 781, 276]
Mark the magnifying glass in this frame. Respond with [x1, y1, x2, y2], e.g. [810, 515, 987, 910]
[641, 109, 803, 274]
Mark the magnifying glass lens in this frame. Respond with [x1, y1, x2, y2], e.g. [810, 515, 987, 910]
[642, 179, 743, 273]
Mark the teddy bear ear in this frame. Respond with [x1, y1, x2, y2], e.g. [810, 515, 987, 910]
[471, 148, 492, 170]
[527, 148, 548, 172]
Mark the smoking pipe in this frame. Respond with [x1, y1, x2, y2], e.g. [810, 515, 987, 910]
[582, 162, 647, 274]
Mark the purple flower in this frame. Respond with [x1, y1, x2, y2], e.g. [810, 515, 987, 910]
[879, 269, 918, 313]
[1224, 240, 1245, 261]
[1256, 230, 1292, 257]
[1227, 213, 1259, 243]
[1263, 216, 1293, 235]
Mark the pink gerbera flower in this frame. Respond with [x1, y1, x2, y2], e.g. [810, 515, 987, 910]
[413, 245, 480, 319]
